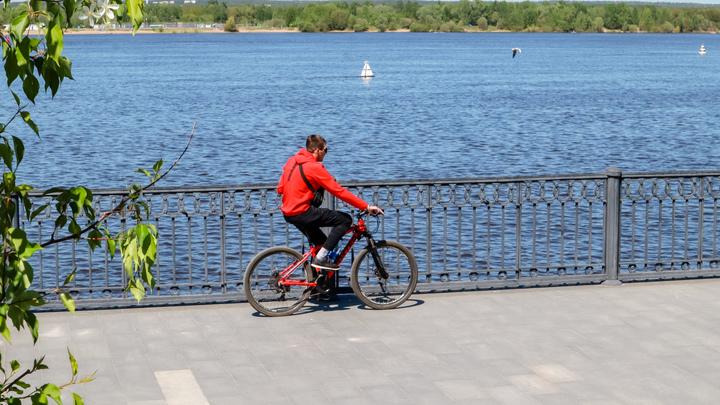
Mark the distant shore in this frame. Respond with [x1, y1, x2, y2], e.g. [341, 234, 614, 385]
[26, 27, 714, 35]
[21, 27, 486, 35]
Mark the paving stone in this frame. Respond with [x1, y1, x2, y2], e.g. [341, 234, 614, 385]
[13, 278, 720, 404]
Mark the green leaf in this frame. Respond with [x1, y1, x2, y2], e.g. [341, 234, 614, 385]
[25, 311, 38, 343]
[11, 359, 20, 372]
[8, 228, 42, 259]
[16, 380, 31, 389]
[87, 229, 102, 252]
[60, 293, 75, 314]
[45, 21, 63, 62]
[126, 0, 144, 35]
[30, 204, 49, 221]
[5, 51, 19, 87]
[23, 74, 40, 103]
[153, 158, 163, 174]
[72, 187, 88, 211]
[45, 66, 60, 97]
[72, 393, 84, 405]
[55, 215, 67, 230]
[68, 219, 81, 235]
[63, 267, 77, 286]
[10, 14, 29, 43]
[0, 143, 13, 171]
[68, 348, 78, 377]
[11, 90, 21, 106]
[64, 0, 76, 24]
[20, 111, 39, 137]
[106, 236, 117, 260]
[0, 316, 11, 342]
[43, 187, 67, 195]
[41, 383, 62, 404]
[58, 56, 73, 80]
[129, 278, 145, 302]
[12, 135, 24, 167]
[135, 168, 151, 179]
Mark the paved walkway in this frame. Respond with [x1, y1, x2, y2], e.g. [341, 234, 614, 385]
[5, 278, 720, 404]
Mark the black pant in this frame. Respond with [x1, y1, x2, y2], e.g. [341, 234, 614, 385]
[284, 206, 352, 251]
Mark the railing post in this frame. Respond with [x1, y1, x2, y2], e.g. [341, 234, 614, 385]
[426, 185, 433, 283]
[698, 177, 705, 269]
[515, 182, 522, 276]
[220, 191, 227, 294]
[603, 167, 622, 286]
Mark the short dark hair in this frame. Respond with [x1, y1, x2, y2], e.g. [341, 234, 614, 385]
[306, 134, 326, 152]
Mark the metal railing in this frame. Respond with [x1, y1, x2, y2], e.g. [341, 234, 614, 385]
[22, 168, 720, 309]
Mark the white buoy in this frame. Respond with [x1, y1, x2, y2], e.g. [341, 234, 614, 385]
[361, 61, 374, 77]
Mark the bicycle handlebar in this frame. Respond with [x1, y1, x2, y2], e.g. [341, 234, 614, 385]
[357, 208, 383, 220]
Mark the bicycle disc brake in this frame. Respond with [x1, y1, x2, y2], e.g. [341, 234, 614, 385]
[373, 267, 389, 294]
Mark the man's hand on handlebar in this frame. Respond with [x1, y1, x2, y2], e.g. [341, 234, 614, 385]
[368, 205, 384, 216]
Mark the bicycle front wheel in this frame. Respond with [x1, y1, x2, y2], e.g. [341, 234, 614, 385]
[350, 240, 418, 310]
[243, 246, 313, 317]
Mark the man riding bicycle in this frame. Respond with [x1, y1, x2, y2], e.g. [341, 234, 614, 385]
[277, 135, 383, 272]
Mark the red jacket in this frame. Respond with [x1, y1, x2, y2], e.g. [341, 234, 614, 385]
[277, 149, 368, 216]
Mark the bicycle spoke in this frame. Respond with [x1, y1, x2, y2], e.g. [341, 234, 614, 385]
[244, 247, 312, 316]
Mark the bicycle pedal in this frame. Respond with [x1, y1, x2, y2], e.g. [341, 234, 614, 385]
[314, 274, 331, 293]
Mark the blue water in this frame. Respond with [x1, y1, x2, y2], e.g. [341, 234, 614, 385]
[4, 32, 720, 190]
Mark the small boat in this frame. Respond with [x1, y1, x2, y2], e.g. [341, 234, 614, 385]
[700, 44, 706, 55]
[361, 61, 374, 77]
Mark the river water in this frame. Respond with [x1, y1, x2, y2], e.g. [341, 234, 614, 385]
[4, 32, 720, 190]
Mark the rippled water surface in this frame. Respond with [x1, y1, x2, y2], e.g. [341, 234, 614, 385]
[5, 32, 720, 190]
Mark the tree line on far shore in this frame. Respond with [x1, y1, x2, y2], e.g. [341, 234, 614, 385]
[3, 0, 720, 33]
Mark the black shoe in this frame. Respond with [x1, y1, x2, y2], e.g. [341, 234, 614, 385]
[311, 256, 339, 270]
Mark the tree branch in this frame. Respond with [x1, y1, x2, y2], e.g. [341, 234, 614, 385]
[39, 121, 196, 249]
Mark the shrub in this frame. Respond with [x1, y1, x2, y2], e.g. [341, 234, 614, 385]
[627, 24, 639, 33]
[439, 21, 463, 32]
[299, 21, 316, 32]
[409, 23, 431, 32]
[224, 16, 238, 32]
[316, 20, 329, 32]
[353, 18, 369, 32]
[399, 18, 412, 29]
[476, 16, 488, 31]
[375, 16, 389, 32]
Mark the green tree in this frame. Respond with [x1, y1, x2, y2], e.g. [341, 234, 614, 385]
[353, 17, 369, 31]
[224, 16, 237, 31]
[375, 15, 389, 31]
[0, 0, 178, 402]
[638, 6, 656, 32]
[328, 8, 350, 30]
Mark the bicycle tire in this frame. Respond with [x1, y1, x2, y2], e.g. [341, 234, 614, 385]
[243, 246, 313, 317]
[350, 240, 418, 310]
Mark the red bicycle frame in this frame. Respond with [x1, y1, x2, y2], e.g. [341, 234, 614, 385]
[276, 217, 368, 288]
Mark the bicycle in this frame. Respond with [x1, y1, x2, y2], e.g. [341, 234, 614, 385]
[243, 209, 419, 317]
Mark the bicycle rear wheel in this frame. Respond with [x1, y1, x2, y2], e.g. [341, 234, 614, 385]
[350, 240, 418, 310]
[243, 246, 313, 317]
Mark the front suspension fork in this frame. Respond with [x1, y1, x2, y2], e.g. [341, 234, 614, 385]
[366, 238, 389, 280]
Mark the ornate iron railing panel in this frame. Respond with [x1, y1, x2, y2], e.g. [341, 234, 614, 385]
[618, 172, 720, 281]
[21, 169, 720, 308]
